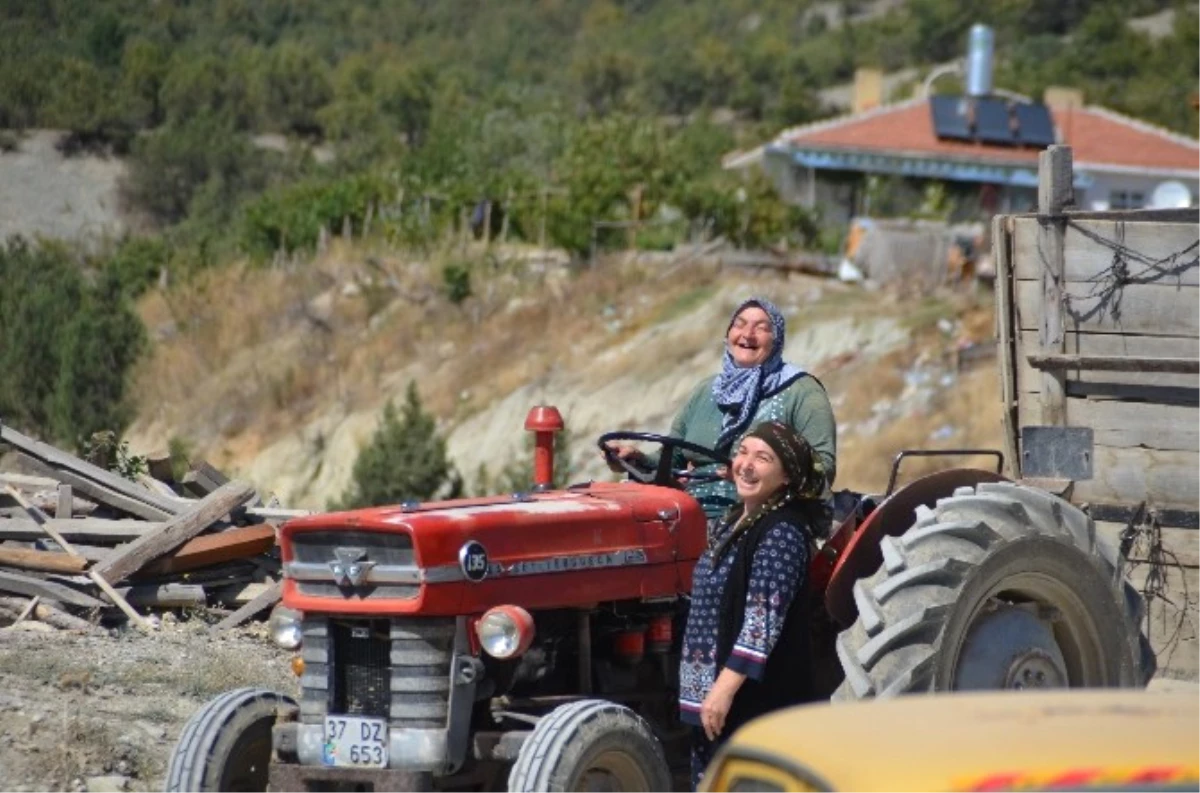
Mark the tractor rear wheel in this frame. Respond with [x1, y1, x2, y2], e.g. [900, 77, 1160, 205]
[508, 699, 672, 792]
[834, 482, 1153, 700]
[165, 687, 294, 792]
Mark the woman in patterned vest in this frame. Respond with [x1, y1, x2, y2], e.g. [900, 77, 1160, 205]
[677, 421, 827, 790]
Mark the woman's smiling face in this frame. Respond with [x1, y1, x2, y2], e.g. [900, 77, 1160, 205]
[731, 436, 788, 509]
[727, 305, 774, 368]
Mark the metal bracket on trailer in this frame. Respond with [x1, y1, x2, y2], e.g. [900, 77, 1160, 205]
[1020, 426, 1094, 481]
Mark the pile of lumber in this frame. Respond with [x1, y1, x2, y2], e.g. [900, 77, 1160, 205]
[0, 423, 311, 634]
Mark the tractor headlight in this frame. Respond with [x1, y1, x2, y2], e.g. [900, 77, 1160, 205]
[268, 605, 303, 650]
[476, 605, 535, 660]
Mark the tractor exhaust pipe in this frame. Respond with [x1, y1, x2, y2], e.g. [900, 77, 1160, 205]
[524, 405, 564, 488]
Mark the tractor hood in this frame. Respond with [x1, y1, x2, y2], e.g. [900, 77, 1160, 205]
[278, 482, 707, 615]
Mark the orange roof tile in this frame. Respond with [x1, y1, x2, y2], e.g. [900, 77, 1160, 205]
[768, 98, 1197, 174]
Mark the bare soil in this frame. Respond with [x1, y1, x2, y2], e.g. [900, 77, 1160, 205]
[0, 617, 294, 792]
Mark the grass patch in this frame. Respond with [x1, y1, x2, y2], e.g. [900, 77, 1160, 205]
[0, 650, 92, 687]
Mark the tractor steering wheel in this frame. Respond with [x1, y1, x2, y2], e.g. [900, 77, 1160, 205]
[597, 431, 731, 489]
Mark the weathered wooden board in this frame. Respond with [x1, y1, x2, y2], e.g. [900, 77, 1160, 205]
[46, 468, 173, 521]
[1016, 280, 1199, 337]
[1012, 217, 1200, 286]
[1070, 446, 1200, 511]
[1017, 330, 1199, 390]
[93, 480, 256, 584]
[994, 214, 1022, 477]
[0, 518, 152, 542]
[137, 524, 276, 577]
[0, 547, 88, 574]
[0, 473, 60, 490]
[1, 424, 183, 516]
[1066, 399, 1197, 452]
[116, 583, 207, 608]
[210, 579, 281, 633]
[0, 569, 106, 608]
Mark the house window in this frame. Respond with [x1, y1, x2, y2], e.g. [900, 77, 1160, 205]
[1110, 190, 1145, 209]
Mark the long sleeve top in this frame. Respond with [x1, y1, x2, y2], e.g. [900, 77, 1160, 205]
[678, 519, 808, 723]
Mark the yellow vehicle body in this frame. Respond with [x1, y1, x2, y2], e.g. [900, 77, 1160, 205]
[700, 690, 1200, 792]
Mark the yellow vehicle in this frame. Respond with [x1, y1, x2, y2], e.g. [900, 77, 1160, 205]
[700, 690, 1199, 792]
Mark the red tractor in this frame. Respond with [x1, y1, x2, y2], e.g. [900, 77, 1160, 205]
[165, 406, 1152, 792]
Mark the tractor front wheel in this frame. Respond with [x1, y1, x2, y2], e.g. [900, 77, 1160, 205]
[165, 687, 294, 792]
[834, 482, 1153, 700]
[508, 699, 672, 792]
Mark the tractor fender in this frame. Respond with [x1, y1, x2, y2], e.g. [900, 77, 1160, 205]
[824, 468, 1008, 626]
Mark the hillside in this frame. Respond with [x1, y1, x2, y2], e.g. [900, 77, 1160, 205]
[123, 241, 1001, 509]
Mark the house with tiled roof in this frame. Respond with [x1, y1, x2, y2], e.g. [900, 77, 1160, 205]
[725, 90, 1199, 227]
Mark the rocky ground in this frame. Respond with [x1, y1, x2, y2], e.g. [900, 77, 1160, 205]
[0, 614, 1193, 792]
[0, 617, 293, 793]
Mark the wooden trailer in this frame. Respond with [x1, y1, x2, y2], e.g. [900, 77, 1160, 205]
[992, 145, 1199, 680]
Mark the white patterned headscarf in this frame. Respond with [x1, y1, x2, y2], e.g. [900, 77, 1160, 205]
[711, 297, 806, 452]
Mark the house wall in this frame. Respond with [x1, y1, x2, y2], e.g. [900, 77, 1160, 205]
[1078, 170, 1198, 211]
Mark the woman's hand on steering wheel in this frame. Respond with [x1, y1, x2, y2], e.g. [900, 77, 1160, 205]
[597, 431, 730, 489]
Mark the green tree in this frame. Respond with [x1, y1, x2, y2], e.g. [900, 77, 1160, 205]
[262, 41, 331, 136]
[0, 239, 146, 446]
[0, 239, 81, 435]
[333, 383, 461, 510]
[124, 113, 262, 225]
[118, 37, 169, 128]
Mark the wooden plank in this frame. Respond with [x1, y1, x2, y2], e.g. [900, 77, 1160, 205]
[1071, 446, 1200, 512]
[0, 472, 59, 490]
[181, 461, 229, 498]
[213, 580, 272, 606]
[1065, 399, 1199, 452]
[1018, 331, 1199, 389]
[0, 595, 95, 631]
[210, 579, 281, 633]
[93, 479, 256, 585]
[1027, 354, 1198, 374]
[1013, 218, 1200, 286]
[63, 543, 114, 563]
[3, 485, 88, 559]
[11, 596, 39, 625]
[56, 484, 72, 518]
[0, 569, 105, 608]
[994, 213, 1021, 478]
[1017, 280, 1200, 337]
[137, 524, 277, 577]
[244, 507, 312, 520]
[116, 583, 207, 608]
[0, 423, 183, 516]
[1035, 145, 1072, 426]
[3, 484, 154, 631]
[0, 518, 154, 542]
[47, 468, 173, 521]
[0, 547, 89, 574]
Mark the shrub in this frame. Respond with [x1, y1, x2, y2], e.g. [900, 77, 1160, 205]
[332, 383, 461, 510]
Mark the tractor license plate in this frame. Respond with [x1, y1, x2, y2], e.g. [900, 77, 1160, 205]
[322, 715, 388, 768]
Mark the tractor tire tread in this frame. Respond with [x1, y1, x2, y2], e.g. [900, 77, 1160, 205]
[832, 482, 1151, 700]
[508, 699, 669, 792]
[165, 687, 293, 792]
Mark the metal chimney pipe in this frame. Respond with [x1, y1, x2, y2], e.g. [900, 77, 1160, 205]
[965, 24, 994, 97]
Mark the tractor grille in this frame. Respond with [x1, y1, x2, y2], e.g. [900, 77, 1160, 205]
[290, 529, 419, 600]
[298, 616, 457, 729]
[331, 619, 392, 717]
[290, 530, 414, 566]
